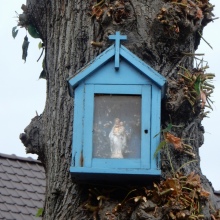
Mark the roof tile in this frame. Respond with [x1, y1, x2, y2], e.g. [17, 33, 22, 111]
[11, 166, 26, 176]
[9, 212, 21, 220]
[1, 178, 15, 189]
[0, 164, 5, 173]
[0, 195, 15, 205]
[16, 174, 30, 184]
[32, 199, 44, 208]
[26, 190, 43, 201]
[0, 210, 14, 220]
[0, 158, 10, 166]
[32, 170, 45, 179]
[1, 165, 14, 175]
[22, 183, 36, 193]
[11, 196, 26, 207]
[20, 213, 38, 220]
[0, 195, 4, 203]
[36, 178, 46, 187]
[19, 161, 36, 171]
[0, 187, 10, 196]
[0, 153, 45, 220]
[24, 169, 36, 178]
[7, 159, 20, 168]
[36, 193, 45, 201]
[33, 184, 45, 194]
[5, 173, 20, 182]
[0, 179, 5, 187]
[16, 189, 30, 199]
[4, 203, 20, 214]
[4, 188, 20, 198]
[19, 196, 37, 207]
[11, 181, 26, 191]
[0, 203, 9, 212]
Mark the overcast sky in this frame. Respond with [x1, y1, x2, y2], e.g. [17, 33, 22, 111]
[0, 1, 219, 189]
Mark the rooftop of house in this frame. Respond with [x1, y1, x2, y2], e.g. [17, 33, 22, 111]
[0, 153, 45, 220]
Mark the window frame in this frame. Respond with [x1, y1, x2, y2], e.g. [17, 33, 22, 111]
[83, 84, 152, 169]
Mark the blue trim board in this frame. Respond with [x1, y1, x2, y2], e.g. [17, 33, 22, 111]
[72, 85, 84, 167]
[109, 31, 127, 69]
[68, 43, 166, 91]
[68, 46, 115, 89]
[120, 46, 166, 88]
[70, 167, 161, 176]
[141, 85, 151, 169]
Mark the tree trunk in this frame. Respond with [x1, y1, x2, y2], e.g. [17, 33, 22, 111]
[19, 0, 219, 219]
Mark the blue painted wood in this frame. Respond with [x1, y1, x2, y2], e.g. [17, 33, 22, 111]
[94, 84, 142, 94]
[81, 84, 153, 171]
[92, 159, 141, 169]
[68, 45, 115, 90]
[109, 31, 127, 70]
[72, 84, 84, 167]
[120, 46, 166, 88]
[151, 85, 162, 170]
[68, 44, 166, 92]
[68, 32, 166, 181]
[141, 85, 151, 169]
[83, 85, 94, 168]
[86, 59, 151, 85]
[70, 167, 161, 176]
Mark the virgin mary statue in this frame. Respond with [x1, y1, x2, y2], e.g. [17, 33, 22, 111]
[109, 118, 127, 158]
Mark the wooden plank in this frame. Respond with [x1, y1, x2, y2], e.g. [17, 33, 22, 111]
[83, 85, 94, 168]
[109, 31, 127, 69]
[120, 46, 166, 88]
[71, 84, 84, 167]
[141, 85, 151, 169]
[150, 85, 161, 169]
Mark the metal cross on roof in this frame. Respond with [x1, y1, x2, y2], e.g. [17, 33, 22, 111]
[109, 31, 127, 70]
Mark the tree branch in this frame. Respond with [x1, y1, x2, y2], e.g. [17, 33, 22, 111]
[19, 115, 44, 160]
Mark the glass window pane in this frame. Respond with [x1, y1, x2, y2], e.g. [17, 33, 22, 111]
[93, 95, 141, 159]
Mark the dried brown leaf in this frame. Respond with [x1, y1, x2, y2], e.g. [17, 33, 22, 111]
[181, 0, 188, 5]
[196, 8, 203, 19]
[164, 178, 182, 195]
[164, 132, 183, 151]
[199, 189, 210, 198]
[186, 172, 201, 187]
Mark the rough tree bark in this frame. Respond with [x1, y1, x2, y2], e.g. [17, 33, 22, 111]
[19, 0, 219, 219]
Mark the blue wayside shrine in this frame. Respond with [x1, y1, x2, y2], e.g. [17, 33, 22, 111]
[68, 32, 166, 181]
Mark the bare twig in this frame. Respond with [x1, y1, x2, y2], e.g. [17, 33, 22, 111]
[182, 52, 205, 56]
[37, 48, 44, 62]
[198, 31, 213, 50]
[91, 41, 104, 47]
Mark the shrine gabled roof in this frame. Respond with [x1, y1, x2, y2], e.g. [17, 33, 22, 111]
[68, 43, 166, 92]
[0, 153, 45, 220]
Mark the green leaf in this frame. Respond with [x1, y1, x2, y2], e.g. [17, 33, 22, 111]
[162, 123, 173, 133]
[28, 24, 40, 38]
[36, 208, 43, 217]
[22, 36, 29, 62]
[42, 58, 45, 68]
[154, 123, 173, 138]
[154, 140, 166, 158]
[39, 59, 46, 79]
[39, 70, 46, 79]
[194, 75, 201, 95]
[12, 26, 19, 38]
[38, 42, 43, 49]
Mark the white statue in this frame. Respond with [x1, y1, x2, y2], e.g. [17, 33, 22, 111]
[109, 118, 127, 158]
